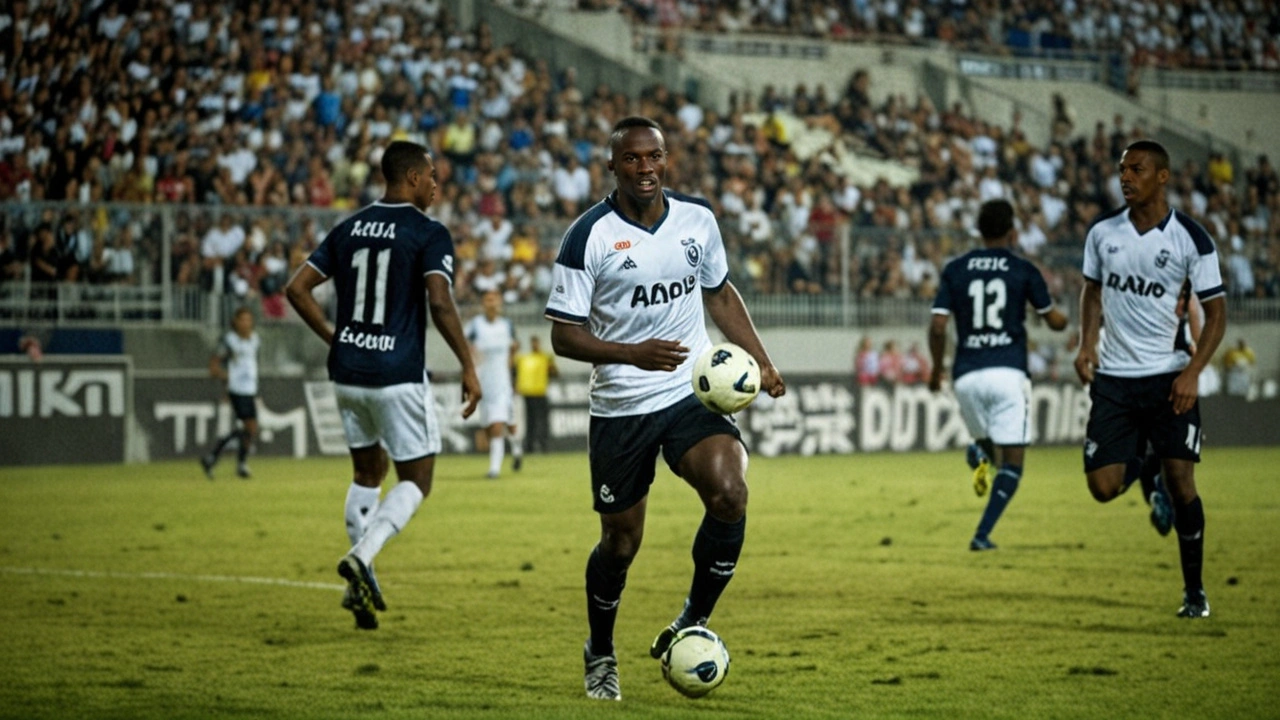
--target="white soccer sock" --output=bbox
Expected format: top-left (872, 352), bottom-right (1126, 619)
top-left (489, 436), bottom-right (505, 475)
top-left (351, 481), bottom-right (424, 566)
top-left (509, 433), bottom-right (523, 458)
top-left (344, 483), bottom-right (382, 546)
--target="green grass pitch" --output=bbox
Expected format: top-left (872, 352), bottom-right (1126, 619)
top-left (1, 446), bottom-right (1277, 719)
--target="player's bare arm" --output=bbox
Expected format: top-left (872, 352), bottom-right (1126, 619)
top-left (702, 282), bottom-right (785, 398)
top-left (427, 273), bottom-right (482, 419)
top-left (285, 263), bottom-right (335, 346)
top-left (1170, 295), bottom-right (1226, 415)
top-left (1074, 279), bottom-right (1103, 384)
top-left (927, 313), bottom-right (948, 392)
top-left (1042, 306), bottom-right (1069, 331)
top-left (550, 321), bottom-right (688, 372)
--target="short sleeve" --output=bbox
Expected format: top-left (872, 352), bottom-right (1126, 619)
top-left (421, 221), bottom-right (456, 283)
top-left (699, 216), bottom-right (729, 291)
top-left (307, 231), bottom-right (336, 278)
top-left (1081, 225), bottom-right (1101, 283)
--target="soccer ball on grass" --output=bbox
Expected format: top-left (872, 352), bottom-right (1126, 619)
top-left (691, 343), bottom-right (760, 415)
top-left (661, 626), bottom-right (731, 698)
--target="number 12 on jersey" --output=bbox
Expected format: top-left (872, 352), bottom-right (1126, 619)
top-left (352, 247), bottom-right (390, 324)
top-left (968, 278), bottom-right (1007, 330)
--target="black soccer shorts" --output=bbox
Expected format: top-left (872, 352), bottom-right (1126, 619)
top-left (1083, 372), bottom-right (1201, 473)
top-left (587, 393), bottom-right (742, 514)
top-left (228, 392), bottom-right (258, 421)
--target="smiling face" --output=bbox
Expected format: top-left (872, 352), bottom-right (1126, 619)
top-left (608, 126), bottom-right (667, 220)
top-left (1118, 148), bottom-right (1168, 208)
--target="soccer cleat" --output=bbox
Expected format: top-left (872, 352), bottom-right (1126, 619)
top-left (972, 460), bottom-right (991, 497)
top-left (1148, 475), bottom-right (1174, 537)
top-left (341, 584), bottom-right (378, 630)
top-left (199, 455), bottom-right (215, 480)
top-left (969, 536), bottom-right (998, 551)
top-left (513, 454), bottom-right (523, 472)
top-left (236, 463), bottom-right (252, 479)
top-left (583, 641), bottom-right (621, 701)
top-left (1177, 589), bottom-right (1210, 619)
top-left (338, 553), bottom-right (386, 612)
top-left (650, 622), bottom-right (681, 660)
top-left (966, 443), bottom-right (990, 497)
top-left (486, 470), bottom-right (499, 480)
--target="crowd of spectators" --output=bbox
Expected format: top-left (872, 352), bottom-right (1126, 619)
top-left (1, 0), bottom-right (1279, 325)
top-left (613, 0), bottom-right (1280, 74)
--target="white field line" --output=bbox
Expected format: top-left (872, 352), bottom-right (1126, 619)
top-left (1, 566), bottom-right (345, 591)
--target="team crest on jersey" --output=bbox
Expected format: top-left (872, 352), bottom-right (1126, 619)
top-left (1155, 249), bottom-right (1171, 269)
top-left (684, 240), bottom-right (701, 267)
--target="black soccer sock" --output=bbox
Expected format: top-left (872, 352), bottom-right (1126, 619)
top-left (978, 439), bottom-right (995, 463)
top-left (1174, 496), bottom-right (1206, 593)
top-left (236, 429), bottom-right (251, 464)
top-left (585, 545), bottom-right (628, 657)
top-left (211, 432), bottom-right (237, 459)
top-left (682, 514), bottom-right (746, 627)
top-left (975, 464), bottom-right (1021, 539)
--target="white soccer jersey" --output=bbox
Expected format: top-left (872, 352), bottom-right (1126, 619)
top-left (466, 314), bottom-right (515, 400)
top-left (545, 191), bottom-right (729, 417)
top-left (1083, 208), bottom-right (1224, 378)
top-left (218, 331), bottom-right (260, 396)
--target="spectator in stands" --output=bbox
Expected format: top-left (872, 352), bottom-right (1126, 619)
top-left (878, 340), bottom-right (903, 385)
top-left (855, 336), bottom-right (879, 386)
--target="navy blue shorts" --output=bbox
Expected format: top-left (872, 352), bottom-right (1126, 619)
top-left (228, 392), bottom-right (258, 421)
top-left (588, 393), bottom-right (742, 514)
top-left (1083, 372), bottom-right (1201, 473)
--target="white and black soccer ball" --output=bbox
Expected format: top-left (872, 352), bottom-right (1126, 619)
top-left (691, 342), bottom-right (760, 415)
top-left (660, 626), bottom-right (731, 698)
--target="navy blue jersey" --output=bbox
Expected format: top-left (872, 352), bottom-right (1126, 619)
top-left (307, 201), bottom-right (455, 387)
top-left (931, 247), bottom-right (1055, 379)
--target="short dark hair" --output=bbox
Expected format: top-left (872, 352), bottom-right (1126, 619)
top-left (977, 199), bottom-right (1015, 240)
top-left (381, 141), bottom-right (430, 184)
top-left (609, 116), bottom-right (663, 153)
top-left (1124, 140), bottom-right (1170, 171)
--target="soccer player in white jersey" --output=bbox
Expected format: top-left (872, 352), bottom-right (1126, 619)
top-left (545, 117), bottom-right (786, 701)
top-left (928, 199), bottom-right (1068, 551)
top-left (200, 307), bottom-right (261, 480)
top-left (466, 289), bottom-right (523, 478)
top-left (286, 141), bottom-right (481, 630)
top-left (1075, 140), bottom-right (1226, 619)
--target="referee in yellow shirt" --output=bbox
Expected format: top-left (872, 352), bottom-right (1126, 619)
top-left (515, 335), bottom-right (558, 453)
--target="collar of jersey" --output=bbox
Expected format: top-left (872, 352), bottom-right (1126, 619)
top-left (606, 191), bottom-right (670, 234)
top-left (1126, 207), bottom-right (1173, 235)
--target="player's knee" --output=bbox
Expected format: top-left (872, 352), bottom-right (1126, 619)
top-left (704, 480), bottom-right (748, 521)
top-left (1086, 475), bottom-right (1120, 503)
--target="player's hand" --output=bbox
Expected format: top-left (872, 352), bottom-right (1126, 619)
top-left (628, 339), bottom-right (688, 372)
top-left (760, 363), bottom-right (786, 398)
top-left (1073, 348), bottom-right (1098, 385)
top-left (927, 369), bottom-right (944, 393)
top-left (1169, 368), bottom-right (1199, 415)
top-left (459, 367), bottom-right (482, 419)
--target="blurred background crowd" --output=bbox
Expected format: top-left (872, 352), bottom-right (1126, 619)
top-left (0, 0), bottom-right (1277, 328)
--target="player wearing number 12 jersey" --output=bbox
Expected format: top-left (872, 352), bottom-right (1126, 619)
top-left (286, 140), bottom-right (481, 630)
top-left (928, 199), bottom-right (1068, 551)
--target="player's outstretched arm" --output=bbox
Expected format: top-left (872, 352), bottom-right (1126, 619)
top-left (285, 263), bottom-right (334, 346)
top-left (549, 321), bottom-right (688, 372)
top-left (1074, 279), bottom-right (1103, 385)
top-left (926, 313), bottom-right (948, 392)
top-left (703, 282), bottom-right (785, 398)
top-left (426, 273), bottom-right (481, 419)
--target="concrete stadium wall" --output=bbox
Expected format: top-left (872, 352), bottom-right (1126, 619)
top-left (118, 322), bottom-right (1280, 381)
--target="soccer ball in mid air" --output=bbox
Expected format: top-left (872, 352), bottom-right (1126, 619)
top-left (692, 343), bottom-right (760, 415)
top-left (661, 626), bottom-right (731, 698)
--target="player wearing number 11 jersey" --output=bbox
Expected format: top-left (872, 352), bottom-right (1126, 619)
top-left (928, 199), bottom-right (1068, 551)
top-left (286, 140), bottom-right (481, 630)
